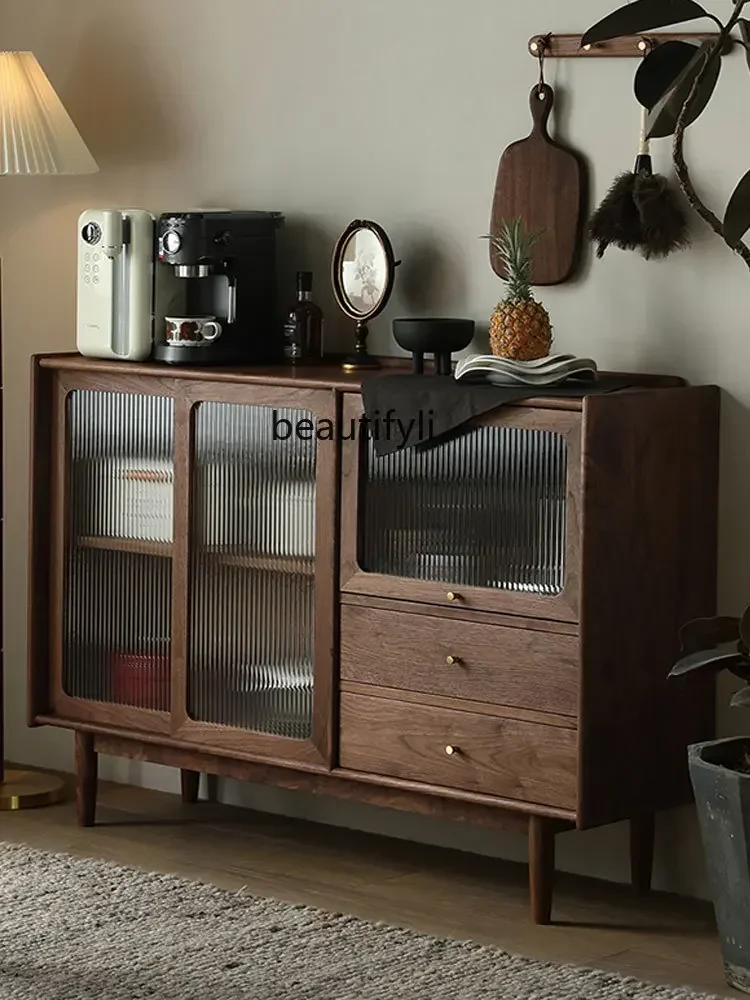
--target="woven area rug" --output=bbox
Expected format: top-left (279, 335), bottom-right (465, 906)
top-left (0, 841), bottom-right (720, 999)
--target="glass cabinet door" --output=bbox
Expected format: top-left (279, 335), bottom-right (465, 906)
top-left (59, 389), bottom-right (174, 730)
top-left (341, 397), bottom-right (581, 622)
top-left (187, 402), bottom-right (316, 740)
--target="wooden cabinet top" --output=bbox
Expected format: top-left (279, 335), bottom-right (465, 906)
top-left (35, 353), bottom-right (700, 410)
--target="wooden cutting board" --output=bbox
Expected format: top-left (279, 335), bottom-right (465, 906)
top-left (490, 84), bottom-right (587, 286)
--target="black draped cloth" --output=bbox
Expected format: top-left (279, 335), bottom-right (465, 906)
top-left (360, 374), bottom-right (632, 456)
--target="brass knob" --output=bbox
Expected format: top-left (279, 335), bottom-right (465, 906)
top-left (446, 655), bottom-right (462, 666)
top-left (445, 745), bottom-right (459, 757)
top-left (447, 592), bottom-right (461, 603)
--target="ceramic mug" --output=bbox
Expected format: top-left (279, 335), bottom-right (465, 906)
top-left (165, 315), bottom-right (222, 347)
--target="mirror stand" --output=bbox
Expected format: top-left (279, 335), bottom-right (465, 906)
top-left (342, 320), bottom-right (381, 372)
top-left (332, 219), bottom-right (398, 375)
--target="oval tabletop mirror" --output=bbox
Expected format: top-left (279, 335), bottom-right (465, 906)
top-left (332, 219), bottom-right (398, 372)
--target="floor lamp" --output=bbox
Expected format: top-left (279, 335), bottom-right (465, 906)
top-left (0, 51), bottom-right (98, 810)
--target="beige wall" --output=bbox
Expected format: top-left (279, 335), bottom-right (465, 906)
top-left (4, 0), bottom-right (749, 899)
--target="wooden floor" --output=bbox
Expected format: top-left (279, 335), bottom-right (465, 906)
top-left (0, 773), bottom-right (733, 997)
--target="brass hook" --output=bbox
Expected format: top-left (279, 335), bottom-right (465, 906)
top-left (532, 33), bottom-right (552, 94)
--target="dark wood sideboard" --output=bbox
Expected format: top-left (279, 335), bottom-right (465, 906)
top-left (28, 354), bottom-right (721, 923)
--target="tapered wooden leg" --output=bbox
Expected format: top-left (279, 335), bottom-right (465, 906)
top-left (206, 774), bottom-right (220, 803)
top-left (630, 813), bottom-right (656, 895)
top-left (529, 815), bottom-right (555, 925)
top-left (180, 769), bottom-right (201, 804)
top-left (75, 732), bottom-right (98, 828)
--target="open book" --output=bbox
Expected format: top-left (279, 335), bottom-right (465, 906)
top-left (454, 353), bottom-right (598, 387)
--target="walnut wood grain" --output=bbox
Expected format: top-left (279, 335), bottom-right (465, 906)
top-left (90, 732), bottom-right (576, 830)
top-left (340, 593), bottom-right (580, 636)
top-left (26, 358), bottom-right (721, 927)
top-left (170, 395), bottom-right (192, 739)
top-left (54, 693), bottom-right (172, 735)
top-left (340, 605), bottom-right (579, 717)
top-left (75, 731), bottom-right (98, 827)
top-left (180, 769), bottom-right (200, 804)
top-left (529, 815), bottom-right (556, 925)
top-left (27, 358), bottom-right (54, 724)
top-left (340, 394), bottom-right (582, 623)
top-left (340, 682), bottom-right (576, 730)
top-left (578, 386), bottom-right (720, 829)
top-left (38, 354), bottom-right (687, 403)
top-left (339, 692), bottom-right (577, 810)
top-left (77, 536), bottom-right (173, 558)
top-left (169, 380), bottom-right (338, 768)
top-left (490, 85), bottom-right (587, 286)
top-left (48, 378), bottom-right (69, 730)
top-left (528, 32), bottom-right (727, 59)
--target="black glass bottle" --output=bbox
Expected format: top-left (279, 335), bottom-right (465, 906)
top-left (283, 272), bottom-right (323, 364)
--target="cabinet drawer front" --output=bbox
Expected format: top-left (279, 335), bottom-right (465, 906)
top-left (340, 606), bottom-right (579, 717)
top-left (339, 693), bottom-right (578, 810)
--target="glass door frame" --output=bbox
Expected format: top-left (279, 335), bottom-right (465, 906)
top-left (340, 393), bottom-right (582, 624)
top-left (49, 371), bottom-right (176, 736)
top-left (170, 380), bottom-right (337, 768)
top-left (48, 372), bottom-right (337, 770)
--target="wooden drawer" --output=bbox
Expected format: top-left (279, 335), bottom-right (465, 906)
top-left (339, 692), bottom-right (578, 810)
top-left (340, 605), bottom-right (579, 717)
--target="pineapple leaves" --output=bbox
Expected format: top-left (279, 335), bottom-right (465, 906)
top-left (483, 219), bottom-right (542, 303)
top-left (645, 41), bottom-right (721, 139)
top-left (724, 169), bottom-right (750, 249)
top-left (582, 0), bottom-right (710, 48)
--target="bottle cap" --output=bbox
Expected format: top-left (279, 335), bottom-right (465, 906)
top-left (297, 271), bottom-right (313, 293)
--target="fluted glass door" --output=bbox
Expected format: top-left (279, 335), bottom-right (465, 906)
top-left (63, 390), bottom-right (174, 713)
top-left (188, 403), bottom-right (316, 739)
top-left (359, 424), bottom-right (568, 596)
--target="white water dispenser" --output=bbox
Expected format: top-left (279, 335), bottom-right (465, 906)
top-left (76, 209), bottom-right (154, 361)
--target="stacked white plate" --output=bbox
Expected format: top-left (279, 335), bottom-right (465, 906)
top-left (454, 353), bottom-right (598, 387)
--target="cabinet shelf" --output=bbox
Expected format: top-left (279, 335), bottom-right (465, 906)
top-left (76, 536), bottom-right (314, 576)
top-left (77, 535), bottom-right (172, 558)
top-left (206, 552), bottom-right (315, 576)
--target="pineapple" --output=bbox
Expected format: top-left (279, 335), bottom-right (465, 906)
top-left (488, 219), bottom-right (553, 361)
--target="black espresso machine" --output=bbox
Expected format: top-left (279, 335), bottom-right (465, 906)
top-left (153, 211), bottom-right (284, 365)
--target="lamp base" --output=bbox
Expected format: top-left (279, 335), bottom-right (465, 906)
top-left (0, 769), bottom-right (65, 810)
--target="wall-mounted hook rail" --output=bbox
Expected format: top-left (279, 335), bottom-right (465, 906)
top-left (528, 32), bottom-right (732, 59)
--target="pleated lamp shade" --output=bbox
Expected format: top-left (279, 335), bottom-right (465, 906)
top-left (0, 51), bottom-right (98, 175)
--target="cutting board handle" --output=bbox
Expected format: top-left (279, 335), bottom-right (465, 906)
top-left (529, 84), bottom-right (554, 137)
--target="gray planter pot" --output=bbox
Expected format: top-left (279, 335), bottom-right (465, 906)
top-left (690, 738), bottom-right (750, 994)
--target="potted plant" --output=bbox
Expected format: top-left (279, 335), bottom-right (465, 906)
top-left (583, 0), bottom-right (750, 261)
top-left (670, 613), bottom-right (750, 993)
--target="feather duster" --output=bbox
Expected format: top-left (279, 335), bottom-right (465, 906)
top-left (590, 107), bottom-right (690, 261)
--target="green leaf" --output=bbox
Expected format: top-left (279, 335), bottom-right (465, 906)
top-left (635, 41), bottom-right (700, 110)
top-left (582, 0), bottom-right (709, 47)
top-left (739, 19), bottom-right (750, 74)
top-left (645, 41), bottom-right (721, 139)
top-left (678, 616), bottom-right (740, 655)
top-left (670, 640), bottom-right (747, 678)
top-left (724, 170), bottom-right (750, 248)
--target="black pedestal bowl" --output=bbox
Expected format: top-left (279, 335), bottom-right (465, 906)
top-left (393, 318), bottom-right (475, 375)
